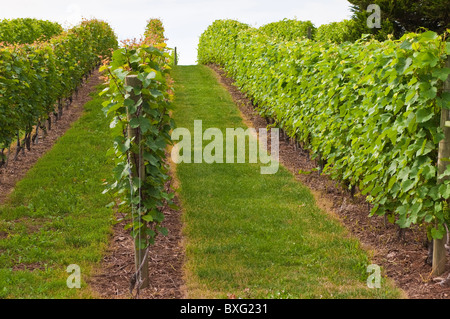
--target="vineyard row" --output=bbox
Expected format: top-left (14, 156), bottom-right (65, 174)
top-left (0, 18), bottom-right (63, 45)
top-left (0, 19), bottom-right (118, 165)
top-left (198, 19), bottom-right (450, 238)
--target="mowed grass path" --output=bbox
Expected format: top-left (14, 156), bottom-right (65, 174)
top-left (0, 86), bottom-right (114, 298)
top-left (172, 65), bottom-right (403, 299)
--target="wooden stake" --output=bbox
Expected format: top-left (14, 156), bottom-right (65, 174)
top-left (433, 56), bottom-right (450, 276)
top-left (0, 148), bottom-right (5, 168)
top-left (125, 75), bottom-right (149, 289)
top-left (174, 47), bottom-right (178, 66)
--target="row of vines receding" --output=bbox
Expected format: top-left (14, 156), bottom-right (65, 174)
top-left (198, 19), bottom-right (450, 240)
top-left (0, 18), bottom-right (63, 45)
top-left (0, 19), bottom-right (118, 167)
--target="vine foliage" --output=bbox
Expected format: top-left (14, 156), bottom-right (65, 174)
top-left (0, 19), bottom-right (117, 165)
top-left (101, 19), bottom-right (175, 260)
top-left (0, 18), bottom-right (63, 45)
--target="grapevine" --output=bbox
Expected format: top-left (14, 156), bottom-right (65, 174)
top-left (101, 18), bottom-right (176, 293)
top-left (0, 19), bottom-right (118, 165)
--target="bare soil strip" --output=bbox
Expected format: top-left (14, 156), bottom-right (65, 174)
top-left (0, 70), bottom-right (103, 204)
top-left (88, 194), bottom-right (186, 299)
top-left (207, 64), bottom-right (450, 299)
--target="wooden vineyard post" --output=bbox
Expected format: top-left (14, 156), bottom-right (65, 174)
top-left (174, 47), bottom-right (178, 66)
top-left (307, 27), bottom-right (312, 40)
top-left (433, 56), bottom-right (450, 277)
top-left (125, 75), bottom-right (149, 289)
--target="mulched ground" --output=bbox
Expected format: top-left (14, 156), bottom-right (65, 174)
top-left (0, 69), bottom-right (103, 204)
top-left (207, 63), bottom-right (450, 299)
top-left (88, 192), bottom-right (186, 299)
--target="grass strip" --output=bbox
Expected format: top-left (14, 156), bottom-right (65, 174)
top-left (172, 65), bottom-right (403, 299)
top-left (0, 85), bottom-right (114, 298)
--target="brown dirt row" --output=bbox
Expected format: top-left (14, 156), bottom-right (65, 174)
top-left (207, 63), bottom-right (450, 299)
top-left (87, 194), bottom-right (186, 299)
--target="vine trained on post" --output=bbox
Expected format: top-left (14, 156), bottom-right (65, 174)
top-left (101, 19), bottom-right (176, 293)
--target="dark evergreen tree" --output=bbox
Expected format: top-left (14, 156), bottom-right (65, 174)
top-left (348, 0), bottom-right (449, 39)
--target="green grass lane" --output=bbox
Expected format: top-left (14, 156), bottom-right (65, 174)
top-left (0, 86), bottom-right (115, 298)
top-left (172, 65), bottom-right (403, 299)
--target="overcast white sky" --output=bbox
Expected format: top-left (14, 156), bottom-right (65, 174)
top-left (1, 0), bottom-right (353, 65)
